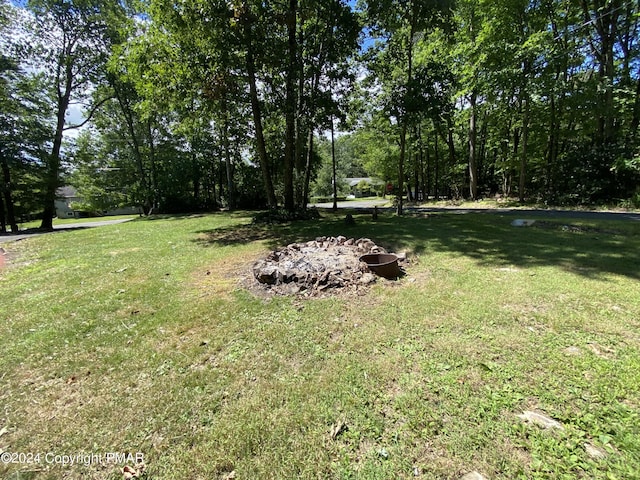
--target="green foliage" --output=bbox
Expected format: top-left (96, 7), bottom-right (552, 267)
top-left (5, 0), bottom-right (640, 216)
top-left (67, 130), bottom-right (130, 213)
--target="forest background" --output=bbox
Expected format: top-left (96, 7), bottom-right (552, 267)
top-left (1, 0), bottom-right (640, 232)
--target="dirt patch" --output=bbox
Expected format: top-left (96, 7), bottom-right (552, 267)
top-left (0, 245), bottom-right (21, 272)
top-left (190, 246), bottom-right (269, 301)
top-left (249, 236), bottom-right (402, 297)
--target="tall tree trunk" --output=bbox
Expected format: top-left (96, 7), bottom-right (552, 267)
top-left (0, 191), bottom-right (5, 234)
top-left (244, 16), bottom-right (277, 208)
top-left (581, 0), bottom-right (620, 145)
top-left (221, 105), bottom-right (235, 209)
top-left (112, 83), bottom-right (154, 214)
top-left (302, 38), bottom-right (328, 209)
top-left (303, 128), bottom-right (315, 208)
top-left (445, 116), bottom-right (456, 180)
top-left (397, 15), bottom-right (415, 216)
top-left (294, 9), bottom-right (306, 209)
top-left (468, 90), bottom-right (478, 200)
top-left (1, 150), bottom-right (18, 233)
top-left (40, 73), bottom-right (72, 231)
top-left (331, 117), bottom-right (338, 212)
top-left (283, 0), bottom-right (298, 212)
top-left (631, 70), bottom-right (640, 139)
top-left (434, 129), bottom-right (440, 200)
top-left (147, 119), bottom-right (159, 213)
top-left (192, 151), bottom-right (201, 206)
top-left (398, 122), bottom-right (407, 215)
top-left (546, 93), bottom-right (558, 199)
top-left (413, 148), bottom-right (419, 201)
top-left (519, 94), bottom-right (530, 203)
top-left (425, 130), bottom-right (432, 199)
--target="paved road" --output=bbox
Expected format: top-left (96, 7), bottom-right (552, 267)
top-left (0, 218), bottom-right (134, 244)
top-left (311, 199), bottom-right (640, 222)
top-left (311, 199), bottom-right (391, 209)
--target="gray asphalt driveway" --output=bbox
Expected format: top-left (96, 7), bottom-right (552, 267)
top-left (310, 199), bottom-right (640, 222)
top-left (0, 218), bottom-right (134, 244)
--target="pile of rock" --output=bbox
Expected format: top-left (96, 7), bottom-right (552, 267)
top-left (252, 236), bottom-right (388, 296)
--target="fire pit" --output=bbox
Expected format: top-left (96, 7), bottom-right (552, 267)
top-left (251, 236), bottom-right (401, 296)
top-left (359, 253), bottom-right (400, 279)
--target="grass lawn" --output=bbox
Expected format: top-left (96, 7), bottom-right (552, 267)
top-left (1, 210), bottom-right (639, 479)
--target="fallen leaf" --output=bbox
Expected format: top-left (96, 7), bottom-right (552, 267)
top-left (122, 465), bottom-right (138, 479)
top-left (330, 420), bottom-right (347, 440)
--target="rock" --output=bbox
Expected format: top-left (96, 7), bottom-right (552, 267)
top-left (511, 219), bottom-right (536, 227)
top-left (584, 442), bottom-right (607, 459)
top-left (376, 448), bottom-right (389, 459)
top-left (359, 273), bottom-right (377, 285)
top-left (253, 264), bottom-right (279, 285)
top-left (563, 346), bottom-right (582, 356)
top-left (460, 472), bottom-right (488, 480)
top-left (517, 411), bottom-right (564, 430)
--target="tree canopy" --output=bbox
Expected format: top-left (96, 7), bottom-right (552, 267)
top-left (1, 0), bottom-right (639, 228)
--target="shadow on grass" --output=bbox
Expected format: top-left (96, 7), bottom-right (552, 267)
top-left (193, 209), bottom-right (640, 280)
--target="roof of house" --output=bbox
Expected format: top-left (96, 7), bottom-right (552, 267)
top-left (345, 177), bottom-right (384, 187)
top-left (56, 186), bottom-right (79, 198)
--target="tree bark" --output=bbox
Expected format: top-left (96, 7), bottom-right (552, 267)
top-left (468, 90), bottom-right (478, 200)
top-left (221, 102), bottom-right (235, 209)
top-left (397, 13), bottom-right (415, 215)
top-left (112, 82), bottom-right (154, 214)
top-left (631, 70), bottom-right (640, 139)
top-left (434, 126), bottom-right (440, 200)
top-left (331, 117), bottom-right (338, 212)
top-left (1, 149), bottom-right (18, 233)
top-left (518, 94), bottom-right (530, 203)
top-left (0, 190), bottom-right (5, 234)
top-left (283, 0), bottom-right (298, 212)
top-left (146, 119), bottom-right (159, 213)
top-left (244, 14), bottom-right (277, 208)
top-left (40, 74), bottom-right (72, 231)
top-left (581, 0), bottom-right (621, 145)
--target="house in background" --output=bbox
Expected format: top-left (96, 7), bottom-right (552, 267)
top-left (344, 177), bottom-right (384, 198)
top-left (55, 186), bottom-right (82, 218)
top-left (55, 186), bottom-right (141, 218)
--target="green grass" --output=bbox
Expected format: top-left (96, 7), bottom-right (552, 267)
top-left (1, 210), bottom-right (639, 479)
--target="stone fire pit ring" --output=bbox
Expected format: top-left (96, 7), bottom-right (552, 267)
top-left (251, 236), bottom-right (403, 296)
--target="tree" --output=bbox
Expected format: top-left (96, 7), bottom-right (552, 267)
top-left (1, 3), bottom-right (52, 232)
top-left (28, 0), bottom-right (124, 230)
top-left (364, 0), bottom-right (452, 213)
